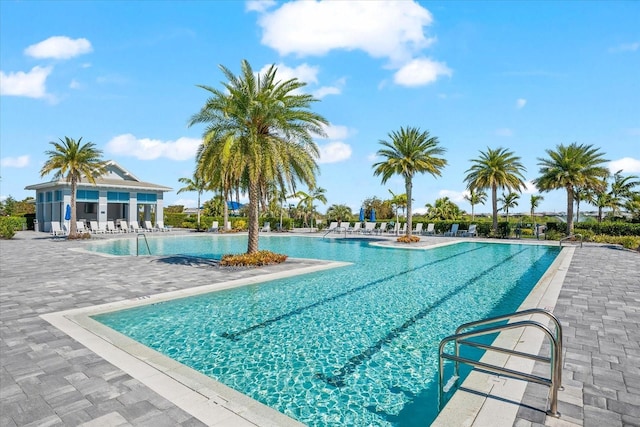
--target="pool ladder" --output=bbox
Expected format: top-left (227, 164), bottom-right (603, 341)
top-left (322, 226), bottom-right (348, 239)
top-left (438, 308), bottom-right (563, 417)
top-left (560, 233), bottom-right (583, 247)
top-left (136, 233), bottom-right (151, 256)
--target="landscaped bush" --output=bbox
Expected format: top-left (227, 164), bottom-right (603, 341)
top-left (397, 235), bottom-right (420, 243)
top-left (574, 221), bottom-right (640, 236)
top-left (589, 235), bottom-right (640, 250)
top-left (220, 250), bottom-right (287, 267)
top-left (164, 213), bottom-right (188, 228)
top-left (0, 216), bottom-right (25, 239)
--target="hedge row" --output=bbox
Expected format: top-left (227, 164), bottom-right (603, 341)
top-left (0, 216), bottom-right (26, 239)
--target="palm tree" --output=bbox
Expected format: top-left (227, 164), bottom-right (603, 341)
top-left (387, 189), bottom-right (407, 225)
top-left (293, 187), bottom-right (327, 229)
top-left (325, 204), bottom-right (353, 225)
top-left (530, 194), bottom-right (544, 223)
top-left (533, 143), bottom-right (608, 234)
top-left (498, 191), bottom-right (520, 222)
top-left (177, 173), bottom-right (207, 230)
top-left (189, 60), bottom-right (328, 253)
top-left (425, 197), bottom-right (462, 221)
top-left (40, 137), bottom-right (107, 239)
top-left (464, 147), bottom-right (526, 234)
top-left (595, 192), bottom-right (612, 223)
top-left (609, 170), bottom-right (640, 218)
top-left (373, 127), bottom-right (447, 237)
top-left (464, 189), bottom-right (487, 221)
top-left (573, 186), bottom-right (595, 224)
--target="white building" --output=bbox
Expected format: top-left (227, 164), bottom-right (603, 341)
top-left (25, 161), bottom-right (172, 232)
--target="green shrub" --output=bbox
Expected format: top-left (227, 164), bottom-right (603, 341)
top-left (0, 216), bottom-right (25, 239)
top-left (574, 221), bottom-right (640, 236)
top-left (590, 235), bottom-right (640, 250)
top-left (220, 250), bottom-right (287, 267)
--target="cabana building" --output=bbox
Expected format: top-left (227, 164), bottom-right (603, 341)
top-left (25, 161), bottom-right (172, 232)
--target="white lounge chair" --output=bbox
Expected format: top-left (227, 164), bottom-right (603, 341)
top-left (129, 220), bottom-right (142, 233)
top-left (144, 220), bottom-right (158, 232)
top-left (397, 223), bottom-right (407, 235)
top-left (119, 220), bottom-right (130, 233)
top-left (339, 221), bottom-right (350, 232)
top-left (156, 221), bottom-right (170, 232)
top-left (106, 221), bottom-right (121, 233)
top-left (375, 222), bottom-right (387, 235)
top-left (327, 221), bottom-right (338, 232)
top-left (444, 223), bottom-right (459, 237)
top-left (462, 224), bottom-right (477, 237)
top-left (362, 222), bottom-right (376, 234)
top-left (208, 221), bottom-right (219, 232)
top-left (348, 222), bottom-right (362, 234)
top-left (261, 221), bottom-right (271, 232)
top-left (89, 220), bottom-right (104, 234)
top-left (50, 222), bottom-right (66, 236)
top-left (413, 223), bottom-right (423, 234)
top-left (76, 221), bottom-right (87, 233)
top-left (423, 223), bottom-right (435, 235)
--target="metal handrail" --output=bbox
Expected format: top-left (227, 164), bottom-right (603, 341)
top-left (438, 310), bottom-right (563, 418)
top-left (136, 233), bottom-right (151, 256)
top-left (322, 226), bottom-right (348, 239)
top-left (560, 233), bottom-right (583, 247)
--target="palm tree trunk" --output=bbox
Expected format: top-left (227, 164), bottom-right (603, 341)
top-left (566, 186), bottom-right (574, 235)
top-left (492, 185), bottom-right (498, 233)
top-left (471, 204), bottom-right (475, 221)
top-left (196, 191), bottom-right (201, 231)
top-left (405, 179), bottom-right (413, 236)
top-left (247, 181), bottom-right (260, 254)
top-left (69, 178), bottom-right (78, 238)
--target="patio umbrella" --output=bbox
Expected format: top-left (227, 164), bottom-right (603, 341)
top-left (370, 209), bottom-right (376, 222)
top-left (359, 207), bottom-right (365, 222)
top-left (64, 204), bottom-right (71, 232)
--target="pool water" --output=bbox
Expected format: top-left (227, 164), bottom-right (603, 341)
top-left (92, 236), bottom-right (560, 426)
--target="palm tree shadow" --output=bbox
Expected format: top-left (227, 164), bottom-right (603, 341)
top-left (153, 255), bottom-right (220, 268)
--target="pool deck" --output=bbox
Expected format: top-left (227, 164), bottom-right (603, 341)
top-left (1, 230), bottom-right (638, 426)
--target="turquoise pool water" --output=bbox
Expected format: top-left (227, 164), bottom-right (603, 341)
top-left (91, 236), bottom-right (560, 426)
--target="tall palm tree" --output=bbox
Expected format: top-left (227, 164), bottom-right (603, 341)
top-left (425, 196), bottom-right (462, 221)
top-left (293, 187), bottom-right (327, 228)
top-left (533, 143), bottom-right (608, 234)
top-left (373, 127), bottom-right (447, 237)
top-left (189, 60), bottom-right (328, 253)
top-left (464, 147), bottom-right (526, 233)
top-left (573, 186), bottom-right (595, 224)
top-left (498, 191), bottom-right (520, 222)
top-left (325, 204), bottom-right (353, 224)
top-left (387, 189), bottom-right (407, 224)
top-left (530, 194), bottom-right (544, 223)
top-left (177, 172), bottom-right (207, 230)
top-left (609, 170), bottom-right (640, 218)
top-left (40, 137), bottom-right (107, 239)
top-left (464, 189), bottom-right (487, 221)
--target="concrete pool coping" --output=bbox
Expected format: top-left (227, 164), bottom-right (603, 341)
top-left (38, 235), bottom-right (571, 427)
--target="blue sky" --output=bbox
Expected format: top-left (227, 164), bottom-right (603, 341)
top-left (1, 0), bottom-right (639, 215)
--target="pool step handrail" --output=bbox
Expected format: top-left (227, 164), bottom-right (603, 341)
top-left (438, 308), bottom-right (563, 418)
top-left (559, 233), bottom-right (583, 247)
top-left (136, 233), bottom-right (151, 256)
top-left (322, 226), bottom-right (348, 239)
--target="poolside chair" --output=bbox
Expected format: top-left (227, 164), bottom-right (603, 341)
top-left (375, 222), bottom-right (387, 235)
top-left (413, 223), bottom-right (423, 234)
top-left (444, 223), bottom-right (459, 237)
top-left (118, 220), bottom-right (130, 233)
top-left (156, 221), bottom-right (170, 232)
top-left (89, 220), bottom-right (104, 234)
top-left (339, 221), bottom-right (350, 232)
top-left (423, 223), bottom-right (435, 236)
top-left (106, 220), bottom-right (121, 233)
top-left (76, 221), bottom-right (87, 234)
top-left (261, 221), bottom-right (271, 232)
top-left (327, 221), bottom-right (338, 232)
top-left (50, 222), bottom-right (66, 236)
top-left (398, 223), bottom-right (407, 235)
top-left (348, 222), bottom-right (362, 234)
top-left (362, 222), bottom-right (376, 234)
top-left (208, 221), bottom-right (219, 232)
top-left (462, 224), bottom-right (478, 237)
top-left (129, 220), bottom-right (142, 233)
top-left (144, 220), bottom-right (158, 232)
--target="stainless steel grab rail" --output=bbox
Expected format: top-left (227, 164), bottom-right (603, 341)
top-left (136, 233), bottom-right (151, 256)
top-left (560, 233), bottom-right (583, 247)
top-left (438, 309), bottom-right (563, 418)
top-left (322, 226), bottom-right (348, 239)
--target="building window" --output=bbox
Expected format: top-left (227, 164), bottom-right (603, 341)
top-left (46, 192), bottom-right (53, 202)
top-left (137, 193), bottom-right (157, 203)
top-left (77, 190), bottom-right (99, 201)
top-left (107, 191), bottom-right (130, 202)
top-left (54, 190), bottom-right (63, 201)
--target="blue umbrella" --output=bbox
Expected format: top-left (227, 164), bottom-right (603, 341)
top-left (64, 204), bottom-right (71, 220)
top-left (370, 209), bottom-right (376, 222)
top-left (359, 207), bottom-right (365, 222)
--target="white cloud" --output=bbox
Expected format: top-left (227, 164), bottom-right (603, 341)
top-left (320, 123), bottom-right (350, 140)
top-left (69, 79), bottom-right (82, 89)
top-left (0, 66), bottom-right (52, 98)
top-left (1, 155), bottom-right (30, 168)
top-left (609, 41), bottom-right (639, 53)
top-left (495, 128), bottom-right (513, 137)
top-left (24, 36), bottom-right (92, 59)
top-left (261, 62), bottom-right (319, 85)
top-left (516, 98), bottom-right (527, 109)
top-left (522, 181), bottom-right (539, 194)
top-left (171, 198), bottom-right (197, 208)
top-left (313, 85), bottom-right (341, 98)
top-left (318, 141), bottom-right (352, 164)
top-left (105, 134), bottom-right (201, 161)
top-left (609, 157), bottom-right (640, 173)
top-left (257, 1), bottom-right (435, 65)
top-left (393, 57), bottom-right (451, 86)
top-left (245, 0), bottom-right (276, 13)
top-left (437, 189), bottom-right (466, 203)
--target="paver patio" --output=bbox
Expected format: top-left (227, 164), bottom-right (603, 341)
top-left (1, 231), bottom-right (638, 426)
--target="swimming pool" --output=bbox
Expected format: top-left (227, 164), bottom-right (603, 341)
top-left (91, 236), bottom-right (560, 426)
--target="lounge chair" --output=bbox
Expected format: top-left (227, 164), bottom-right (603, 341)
top-left (397, 223), bottom-right (407, 235)
top-left (76, 221), bottom-right (87, 233)
top-left (261, 222), bottom-right (271, 232)
top-left (375, 222), bottom-right (387, 235)
top-left (50, 222), bottom-right (66, 236)
top-left (327, 221), bottom-right (338, 232)
top-left (348, 222), bottom-right (362, 234)
top-left (339, 221), bottom-right (350, 232)
top-left (129, 220), bottom-right (142, 233)
top-left (144, 220), bottom-right (158, 232)
top-left (156, 221), bottom-right (170, 232)
top-left (119, 220), bottom-right (130, 233)
top-left (413, 223), bottom-right (423, 234)
top-left (362, 222), bottom-right (376, 234)
top-left (89, 220), bottom-right (104, 234)
top-left (423, 223), bottom-right (435, 235)
top-left (208, 221), bottom-right (219, 232)
top-left (106, 221), bottom-right (121, 233)
top-left (444, 223), bottom-right (459, 237)
top-left (98, 222), bottom-right (109, 234)
top-left (462, 224), bottom-right (477, 237)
